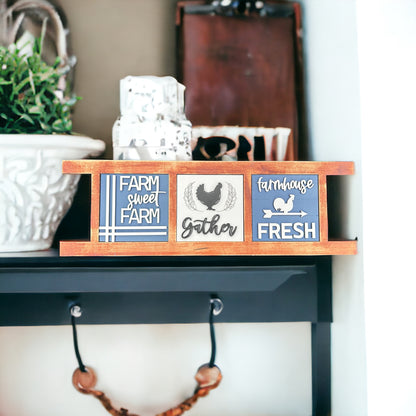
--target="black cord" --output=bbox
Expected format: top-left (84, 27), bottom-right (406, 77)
top-left (71, 314), bottom-right (87, 372)
top-left (71, 301), bottom-right (218, 372)
top-left (208, 301), bottom-right (217, 368)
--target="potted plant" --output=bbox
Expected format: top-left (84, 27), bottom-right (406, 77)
top-left (0, 0), bottom-right (105, 252)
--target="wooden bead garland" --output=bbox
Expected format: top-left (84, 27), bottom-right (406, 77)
top-left (72, 364), bottom-right (222, 416)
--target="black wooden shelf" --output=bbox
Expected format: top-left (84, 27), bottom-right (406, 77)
top-left (0, 251), bottom-right (332, 415)
top-left (0, 251), bottom-right (331, 326)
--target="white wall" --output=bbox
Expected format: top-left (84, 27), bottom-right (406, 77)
top-left (298, 1), bottom-right (367, 415)
top-left (0, 323), bottom-right (311, 416)
top-left (357, 1), bottom-right (416, 415)
top-left (303, 1), bottom-right (416, 415)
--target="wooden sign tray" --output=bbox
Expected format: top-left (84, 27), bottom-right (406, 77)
top-left (59, 161), bottom-right (356, 257)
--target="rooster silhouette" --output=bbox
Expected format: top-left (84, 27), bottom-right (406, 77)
top-left (196, 183), bottom-right (223, 210)
top-left (273, 194), bottom-right (295, 214)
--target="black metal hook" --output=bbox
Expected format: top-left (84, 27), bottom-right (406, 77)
top-left (208, 297), bottom-right (223, 367)
top-left (70, 304), bottom-right (87, 373)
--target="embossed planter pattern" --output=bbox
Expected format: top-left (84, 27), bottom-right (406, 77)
top-left (0, 135), bottom-right (105, 252)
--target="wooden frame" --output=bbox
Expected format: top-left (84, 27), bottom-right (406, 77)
top-left (176, 0), bottom-right (307, 159)
top-left (60, 161), bottom-right (357, 257)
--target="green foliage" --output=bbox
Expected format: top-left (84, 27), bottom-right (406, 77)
top-left (0, 38), bottom-right (78, 134)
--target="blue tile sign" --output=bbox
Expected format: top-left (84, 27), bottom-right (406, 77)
top-left (99, 174), bottom-right (169, 242)
top-left (252, 175), bottom-right (320, 242)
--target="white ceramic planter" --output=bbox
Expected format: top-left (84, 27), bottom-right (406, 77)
top-left (0, 134), bottom-right (105, 252)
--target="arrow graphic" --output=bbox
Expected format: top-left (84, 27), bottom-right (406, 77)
top-left (263, 209), bottom-right (307, 219)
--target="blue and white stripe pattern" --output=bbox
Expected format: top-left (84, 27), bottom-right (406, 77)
top-left (99, 174), bottom-right (169, 242)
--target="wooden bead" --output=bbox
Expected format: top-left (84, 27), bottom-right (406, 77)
top-left (72, 367), bottom-right (97, 393)
top-left (194, 365), bottom-right (222, 388)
